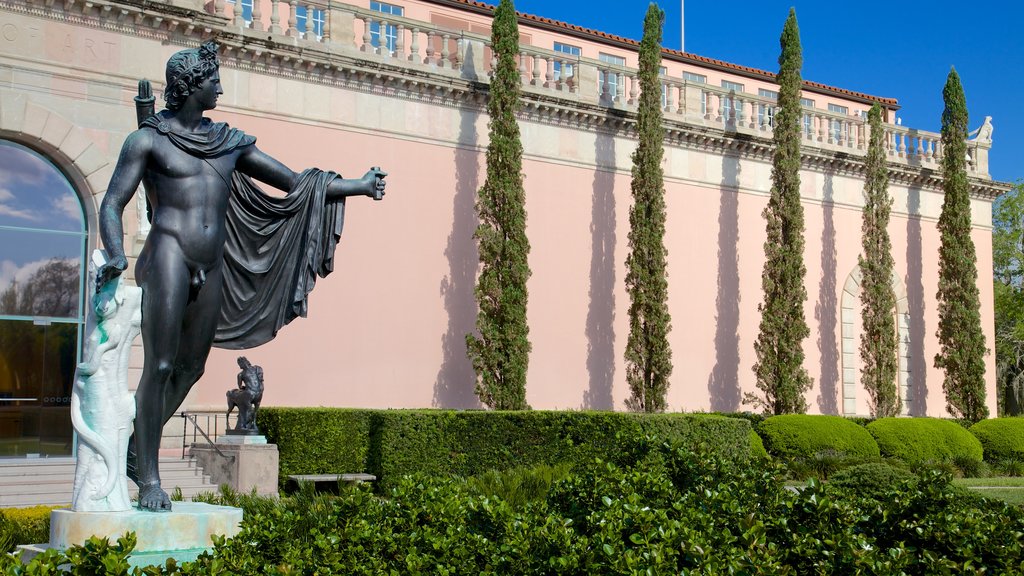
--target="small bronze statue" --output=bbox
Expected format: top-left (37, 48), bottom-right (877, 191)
top-left (227, 356), bottom-right (263, 434)
top-left (97, 40), bottom-right (386, 510)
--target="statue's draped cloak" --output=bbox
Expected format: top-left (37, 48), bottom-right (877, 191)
top-left (141, 112), bottom-right (345, 350)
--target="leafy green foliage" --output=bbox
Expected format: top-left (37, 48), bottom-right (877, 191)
top-left (749, 428), bottom-right (769, 460)
top-left (867, 417), bottom-right (984, 468)
top-left (935, 67), bottom-right (989, 423)
top-left (467, 463), bottom-right (571, 508)
top-left (759, 414), bottom-right (881, 461)
top-left (970, 417), bottom-right (1024, 462)
top-left (259, 408), bottom-right (752, 491)
top-left (750, 9), bottom-right (813, 415)
top-left (8, 450), bottom-right (1024, 574)
top-left (827, 462), bottom-right (916, 502)
top-left (0, 506), bottom-right (53, 554)
top-left (992, 182), bottom-right (1024, 416)
top-left (623, 4), bottom-right (673, 413)
top-left (858, 102), bottom-right (900, 417)
top-left (466, 0), bottom-right (531, 410)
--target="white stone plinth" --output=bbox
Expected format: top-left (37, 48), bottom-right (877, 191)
top-left (49, 502), bottom-right (242, 554)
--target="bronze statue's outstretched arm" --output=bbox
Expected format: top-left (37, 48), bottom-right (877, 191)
top-left (97, 129), bottom-right (154, 291)
top-left (237, 145), bottom-right (386, 200)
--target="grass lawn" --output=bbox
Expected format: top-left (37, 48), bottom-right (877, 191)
top-left (956, 477), bottom-right (1024, 506)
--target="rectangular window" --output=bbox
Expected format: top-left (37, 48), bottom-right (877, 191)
top-left (370, 1), bottom-right (404, 54)
top-left (599, 53), bottom-right (626, 100)
top-left (720, 80), bottom-right (743, 121)
top-left (553, 42), bottom-right (581, 81)
top-left (828, 103), bottom-right (850, 142)
top-left (758, 88), bottom-right (778, 100)
top-left (295, 6), bottom-right (325, 39)
top-left (226, 0), bottom-right (253, 25)
top-left (801, 98), bottom-right (815, 137)
top-left (757, 89), bottom-right (778, 127)
top-left (683, 71), bottom-right (707, 83)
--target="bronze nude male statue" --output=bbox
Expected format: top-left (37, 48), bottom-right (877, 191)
top-left (97, 41), bottom-right (386, 511)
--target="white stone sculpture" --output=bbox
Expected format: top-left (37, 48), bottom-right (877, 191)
top-left (70, 251), bottom-right (141, 512)
top-left (970, 116), bottom-right (993, 143)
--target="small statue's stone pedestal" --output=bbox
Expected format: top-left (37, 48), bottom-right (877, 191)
top-left (20, 503), bottom-right (242, 567)
top-left (191, 437), bottom-right (279, 497)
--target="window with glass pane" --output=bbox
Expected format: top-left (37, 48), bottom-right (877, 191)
top-left (370, 1), bottom-right (404, 54)
top-left (721, 80), bottom-right (744, 121)
top-left (0, 140), bottom-right (85, 457)
top-left (828, 103), bottom-right (850, 142)
top-left (553, 42), bottom-right (580, 81)
top-left (758, 89), bottom-right (778, 128)
top-left (295, 5), bottom-right (325, 39)
top-left (801, 98), bottom-right (816, 137)
top-left (226, 0), bottom-right (254, 24)
top-left (683, 71), bottom-right (706, 83)
top-left (598, 53), bottom-right (625, 100)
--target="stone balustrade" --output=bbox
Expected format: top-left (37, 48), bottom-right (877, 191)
top-left (204, 0), bottom-right (992, 176)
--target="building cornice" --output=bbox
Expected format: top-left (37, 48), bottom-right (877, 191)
top-left (0, 0), bottom-right (1004, 202)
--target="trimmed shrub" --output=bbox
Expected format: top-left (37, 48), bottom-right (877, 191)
top-left (0, 505), bottom-right (54, 553)
top-left (828, 462), bottom-right (916, 501)
top-left (259, 409), bottom-right (752, 490)
top-left (749, 429), bottom-right (769, 460)
top-left (758, 415), bottom-right (880, 460)
top-left (867, 417), bottom-right (983, 467)
top-left (969, 418), bottom-right (1024, 462)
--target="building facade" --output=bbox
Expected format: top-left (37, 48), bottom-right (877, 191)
top-left (0, 0), bottom-right (1007, 456)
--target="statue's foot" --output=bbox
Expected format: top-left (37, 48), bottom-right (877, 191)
top-left (137, 482), bottom-right (172, 512)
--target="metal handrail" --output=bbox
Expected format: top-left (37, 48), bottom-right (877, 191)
top-left (180, 411), bottom-right (234, 461)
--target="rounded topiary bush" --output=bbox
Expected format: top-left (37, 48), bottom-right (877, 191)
top-left (758, 415), bottom-right (880, 460)
top-left (828, 462), bottom-right (916, 501)
top-left (969, 418), bottom-right (1024, 462)
top-left (866, 417), bottom-right (983, 466)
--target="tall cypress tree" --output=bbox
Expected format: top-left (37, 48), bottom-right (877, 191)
top-left (748, 8), bottom-right (812, 415)
top-left (466, 0), bottom-right (531, 410)
top-left (935, 67), bottom-right (988, 423)
top-left (624, 3), bottom-right (672, 412)
top-left (859, 102), bottom-right (900, 417)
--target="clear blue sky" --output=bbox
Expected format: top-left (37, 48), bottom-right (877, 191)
top-left (513, 0), bottom-right (1023, 185)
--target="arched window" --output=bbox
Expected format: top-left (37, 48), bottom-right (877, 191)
top-left (840, 265), bottom-right (911, 416)
top-left (0, 139), bottom-right (87, 457)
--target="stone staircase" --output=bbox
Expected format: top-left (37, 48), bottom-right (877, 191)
top-left (0, 457), bottom-right (219, 508)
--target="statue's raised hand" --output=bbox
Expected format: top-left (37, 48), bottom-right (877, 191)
top-left (95, 255), bottom-right (128, 293)
top-left (364, 167), bottom-right (387, 201)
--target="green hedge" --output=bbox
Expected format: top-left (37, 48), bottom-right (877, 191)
top-left (758, 415), bottom-right (880, 460)
top-left (867, 417), bottom-right (983, 465)
top-left (0, 506), bottom-right (54, 553)
top-left (970, 418), bottom-right (1024, 462)
top-left (258, 409), bottom-right (751, 490)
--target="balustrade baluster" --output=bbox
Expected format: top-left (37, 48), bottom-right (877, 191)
top-left (424, 30), bottom-right (435, 65)
top-left (664, 81), bottom-right (674, 112)
top-left (268, 0), bottom-right (281, 34)
top-left (232, 0), bottom-right (244, 27)
top-left (360, 14), bottom-right (372, 49)
top-left (304, 4), bottom-right (313, 40)
top-left (214, 0), bottom-right (224, 16)
top-left (440, 34), bottom-right (450, 68)
top-left (557, 59), bottom-right (567, 91)
top-left (454, 36), bottom-right (463, 69)
top-left (545, 57), bottom-right (554, 88)
top-left (898, 132), bottom-right (907, 158)
top-left (628, 74), bottom-right (637, 105)
top-left (675, 85), bottom-right (684, 114)
top-left (935, 140), bottom-right (943, 162)
top-left (321, 7), bottom-right (329, 42)
top-left (926, 137), bottom-right (935, 162)
top-left (518, 51), bottom-right (527, 82)
top-left (395, 25), bottom-right (405, 59)
top-left (747, 100), bottom-right (756, 129)
top-left (817, 114), bottom-right (826, 142)
top-left (715, 93), bottom-right (724, 122)
top-left (703, 91), bottom-right (713, 121)
top-left (885, 129), bottom-right (894, 156)
top-left (531, 54), bottom-right (541, 85)
top-left (251, 0), bottom-right (262, 31)
top-left (410, 28), bottom-right (419, 63)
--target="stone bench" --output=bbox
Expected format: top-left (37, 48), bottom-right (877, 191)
top-left (287, 473), bottom-right (376, 491)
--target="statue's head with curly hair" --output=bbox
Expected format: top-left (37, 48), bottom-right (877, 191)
top-left (164, 41), bottom-right (220, 111)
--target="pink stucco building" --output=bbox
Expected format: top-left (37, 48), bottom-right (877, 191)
top-left (0, 0), bottom-right (1008, 456)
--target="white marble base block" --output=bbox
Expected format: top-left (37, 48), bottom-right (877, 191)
top-left (49, 502), bottom-right (242, 557)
